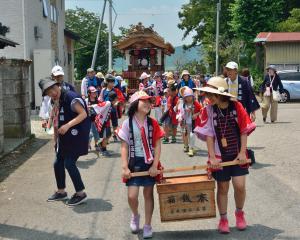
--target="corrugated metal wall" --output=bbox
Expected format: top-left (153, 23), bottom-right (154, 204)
top-left (266, 42), bottom-right (300, 70)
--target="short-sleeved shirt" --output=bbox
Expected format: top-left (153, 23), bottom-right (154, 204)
top-left (116, 117), bottom-right (165, 161)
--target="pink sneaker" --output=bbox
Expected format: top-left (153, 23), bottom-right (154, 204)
top-left (218, 218), bottom-right (230, 234)
top-left (235, 210), bottom-right (247, 230)
top-left (130, 214), bottom-right (140, 233)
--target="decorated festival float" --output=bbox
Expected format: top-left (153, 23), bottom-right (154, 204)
top-left (116, 22), bottom-right (175, 94)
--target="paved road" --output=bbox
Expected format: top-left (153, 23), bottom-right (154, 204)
top-left (0, 103), bottom-right (300, 240)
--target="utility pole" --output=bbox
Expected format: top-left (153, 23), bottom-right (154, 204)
top-left (108, 0), bottom-right (113, 71)
top-left (91, 0), bottom-right (107, 69)
top-left (215, 0), bottom-right (221, 75)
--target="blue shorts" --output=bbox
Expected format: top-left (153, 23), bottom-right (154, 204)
top-left (212, 164), bottom-right (249, 182)
top-left (126, 157), bottom-right (155, 187)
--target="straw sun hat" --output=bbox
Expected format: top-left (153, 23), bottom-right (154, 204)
top-left (194, 77), bottom-right (236, 98)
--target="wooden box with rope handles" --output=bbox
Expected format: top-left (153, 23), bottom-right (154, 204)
top-left (130, 159), bottom-right (250, 222)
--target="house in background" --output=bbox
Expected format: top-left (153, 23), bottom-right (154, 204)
top-left (0, 0), bottom-right (80, 109)
top-left (255, 32), bottom-right (300, 71)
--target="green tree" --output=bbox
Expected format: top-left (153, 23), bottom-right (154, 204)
top-left (178, 0), bottom-right (237, 73)
top-left (230, 0), bottom-right (285, 43)
top-left (0, 22), bottom-right (9, 36)
top-left (278, 8), bottom-right (300, 32)
top-left (66, 7), bottom-right (121, 79)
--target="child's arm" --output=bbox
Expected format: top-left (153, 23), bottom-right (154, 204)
top-left (149, 139), bottom-right (161, 177)
top-left (121, 141), bottom-right (131, 179)
top-left (236, 133), bottom-right (248, 165)
top-left (206, 136), bottom-right (221, 169)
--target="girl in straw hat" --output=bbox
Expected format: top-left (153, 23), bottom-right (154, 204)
top-left (177, 86), bottom-right (202, 157)
top-left (194, 77), bottom-right (256, 234)
top-left (116, 91), bottom-right (164, 239)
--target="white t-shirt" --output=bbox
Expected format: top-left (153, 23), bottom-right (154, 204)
top-left (132, 120), bottom-right (144, 157)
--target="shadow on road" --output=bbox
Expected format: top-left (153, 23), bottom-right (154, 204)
top-left (72, 198), bottom-right (113, 214)
top-left (251, 162), bottom-right (275, 170)
top-left (77, 157), bottom-right (97, 169)
top-left (0, 223), bottom-right (103, 240)
top-left (140, 224), bottom-right (283, 240)
top-left (248, 146), bottom-right (265, 150)
top-left (194, 149), bottom-right (208, 157)
top-left (0, 138), bottom-right (50, 183)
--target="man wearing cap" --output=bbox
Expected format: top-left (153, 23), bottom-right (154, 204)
top-left (39, 65), bottom-right (75, 129)
top-left (81, 68), bottom-right (102, 99)
top-left (39, 77), bottom-right (90, 206)
top-left (225, 61), bottom-right (260, 120)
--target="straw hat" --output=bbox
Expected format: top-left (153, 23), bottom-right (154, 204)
top-left (181, 70), bottom-right (190, 78)
top-left (96, 72), bottom-right (104, 79)
top-left (179, 86), bottom-right (194, 98)
top-left (194, 77), bottom-right (236, 98)
top-left (166, 72), bottom-right (174, 80)
top-left (129, 91), bottom-right (155, 106)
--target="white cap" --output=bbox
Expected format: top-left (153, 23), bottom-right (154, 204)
top-left (164, 88), bottom-right (169, 93)
top-left (51, 65), bottom-right (64, 76)
top-left (225, 61), bottom-right (238, 70)
top-left (140, 72), bottom-right (151, 80)
top-left (115, 76), bottom-right (123, 81)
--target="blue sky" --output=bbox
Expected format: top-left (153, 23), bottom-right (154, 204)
top-left (65, 0), bottom-right (193, 47)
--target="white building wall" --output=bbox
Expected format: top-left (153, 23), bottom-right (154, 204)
top-left (0, 0), bottom-right (25, 59)
top-left (0, 0), bottom-right (68, 108)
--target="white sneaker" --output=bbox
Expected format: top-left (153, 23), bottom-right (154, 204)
top-left (130, 214), bottom-right (140, 233)
top-left (143, 225), bottom-right (153, 239)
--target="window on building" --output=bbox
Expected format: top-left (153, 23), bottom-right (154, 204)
top-left (50, 5), bottom-right (58, 23)
top-left (42, 0), bottom-right (48, 17)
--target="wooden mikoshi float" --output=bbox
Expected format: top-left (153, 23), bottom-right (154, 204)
top-left (131, 159), bottom-right (250, 222)
top-left (115, 22), bottom-right (175, 94)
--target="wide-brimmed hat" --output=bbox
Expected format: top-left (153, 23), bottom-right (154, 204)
top-left (179, 86), bottom-right (194, 98)
top-left (266, 65), bottom-right (276, 71)
top-left (194, 77), bottom-right (236, 98)
top-left (39, 77), bottom-right (59, 96)
top-left (166, 72), bottom-right (174, 80)
top-left (51, 65), bottom-right (64, 76)
top-left (105, 74), bottom-right (115, 82)
top-left (181, 70), bottom-right (190, 78)
top-left (129, 91), bottom-right (155, 106)
top-left (225, 61), bottom-right (238, 70)
top-left (140, 72), bottom-right (151, 80)
top-left (96, 72), bottom-right (104, 79)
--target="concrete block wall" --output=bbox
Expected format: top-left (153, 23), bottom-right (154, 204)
top-left (0, 58), bottom-right (32, 139)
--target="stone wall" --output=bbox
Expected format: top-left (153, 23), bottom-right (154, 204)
top-left (0, 58), bottom-right (32, 140)
top-left (0, 69), bottom-right (3, 153)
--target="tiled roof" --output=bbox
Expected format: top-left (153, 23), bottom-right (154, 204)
top-left (254, 32), bottom-right (300, 43)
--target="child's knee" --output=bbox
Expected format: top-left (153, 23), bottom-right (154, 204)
top-left (128, 193), bottom-right (138, 203)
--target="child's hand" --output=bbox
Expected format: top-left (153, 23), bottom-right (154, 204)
top-left (122, 167), bottom-right (131, 179)
top-left (208, 156), bottom-right (221, 169)
top-left (149, 165), bottom-right (159, 177)
top-left (237, 151), bottom-right (248, 165)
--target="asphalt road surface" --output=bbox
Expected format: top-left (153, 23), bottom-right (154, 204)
top-left (0, 103), bottom-right (300, 240)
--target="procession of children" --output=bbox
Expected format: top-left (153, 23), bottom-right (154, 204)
top-left (40, 61), bottom-right (263, 238)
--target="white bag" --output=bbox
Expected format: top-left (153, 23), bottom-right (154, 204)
top-left (272, 90), bottom-right (281, 101)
